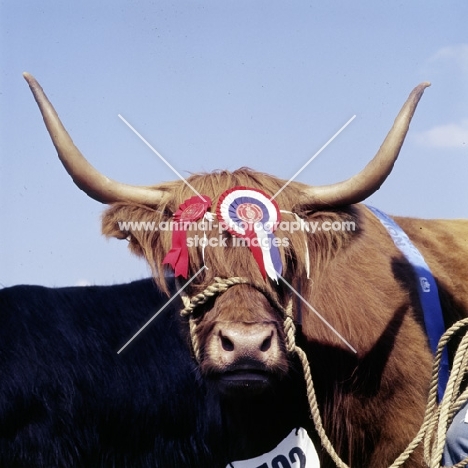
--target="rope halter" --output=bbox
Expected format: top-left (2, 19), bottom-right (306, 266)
top-left (180, 276), bottom-right (295, 362)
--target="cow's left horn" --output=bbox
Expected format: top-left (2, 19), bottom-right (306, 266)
top-left (298, 82), bottom-right (430, 207)
top-left (23, 73), bottom-right (165, 205)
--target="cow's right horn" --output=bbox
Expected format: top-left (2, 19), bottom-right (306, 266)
top-left (23, 73), bottom-right (165, 205)
top-left (298, 82), bottom-right (430, 208)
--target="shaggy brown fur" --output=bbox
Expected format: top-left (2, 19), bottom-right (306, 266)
top-left (102, 167), bottom-right (468, 467)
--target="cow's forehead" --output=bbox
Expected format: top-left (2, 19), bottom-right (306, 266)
top-left (159, 168), bottom-right (304, 211)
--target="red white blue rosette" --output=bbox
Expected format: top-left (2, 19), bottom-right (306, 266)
top-left (216, 187), bottom-right (282, 281)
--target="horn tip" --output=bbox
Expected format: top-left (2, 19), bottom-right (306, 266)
top-left (416, 81), bottom-right (431, 93)
top-left (23, 72), bottom-right (37, 87)
top-left (410, 82), bottom-right (431, 100)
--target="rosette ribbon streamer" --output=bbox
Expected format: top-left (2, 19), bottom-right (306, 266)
top-left (217, 187), bottom-right (283, 281)
top-left (163, 195), bottom-right (211, 278)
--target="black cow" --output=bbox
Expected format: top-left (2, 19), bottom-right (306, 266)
top-left (0, 278), bottom-right (311, 467)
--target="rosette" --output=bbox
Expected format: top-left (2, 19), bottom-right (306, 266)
top-left (163, 195), bottom-right (211, 278)
top-left (216, 186), bottom-right (282, 281)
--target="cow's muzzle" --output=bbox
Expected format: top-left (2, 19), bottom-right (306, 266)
top-left (205, 322), bottom-right (286, 396)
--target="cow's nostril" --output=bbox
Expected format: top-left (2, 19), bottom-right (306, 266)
top-left (260, 332), bottom-right (273, 352)
top-left (220, 334), bottom-right (234, 352)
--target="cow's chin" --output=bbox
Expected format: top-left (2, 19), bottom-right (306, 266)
top-left (207, 362), bottom-right (282, 397)
top-left (216, 370), bottom-right (273, 397)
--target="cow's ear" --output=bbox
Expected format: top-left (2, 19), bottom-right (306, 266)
top-left (100, 206), bottom-right (136, 259)
top-left (101, 202), bottom-right (162, 250)
top-left (101, 204), bottom-right (130, 240)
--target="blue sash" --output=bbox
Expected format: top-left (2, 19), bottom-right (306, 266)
top-left (366, 205), bottom-right (449, 401)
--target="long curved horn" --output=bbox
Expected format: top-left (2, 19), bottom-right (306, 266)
top-left (23, 72), bottom-right (165, 205)
top-left (299, 82), bottom-right (430, 207)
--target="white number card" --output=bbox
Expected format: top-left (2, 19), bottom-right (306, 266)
top-left (227, 427), bottom-right (320, 468)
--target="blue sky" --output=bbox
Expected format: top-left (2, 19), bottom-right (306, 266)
top-left (1, 1), bottom-right (467, 288)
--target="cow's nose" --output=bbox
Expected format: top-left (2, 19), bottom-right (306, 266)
top-left (216, 323), bottom-right (277, 362)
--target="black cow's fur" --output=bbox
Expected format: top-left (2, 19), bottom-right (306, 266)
top-left (0, 278), bottom-right (311, 467)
